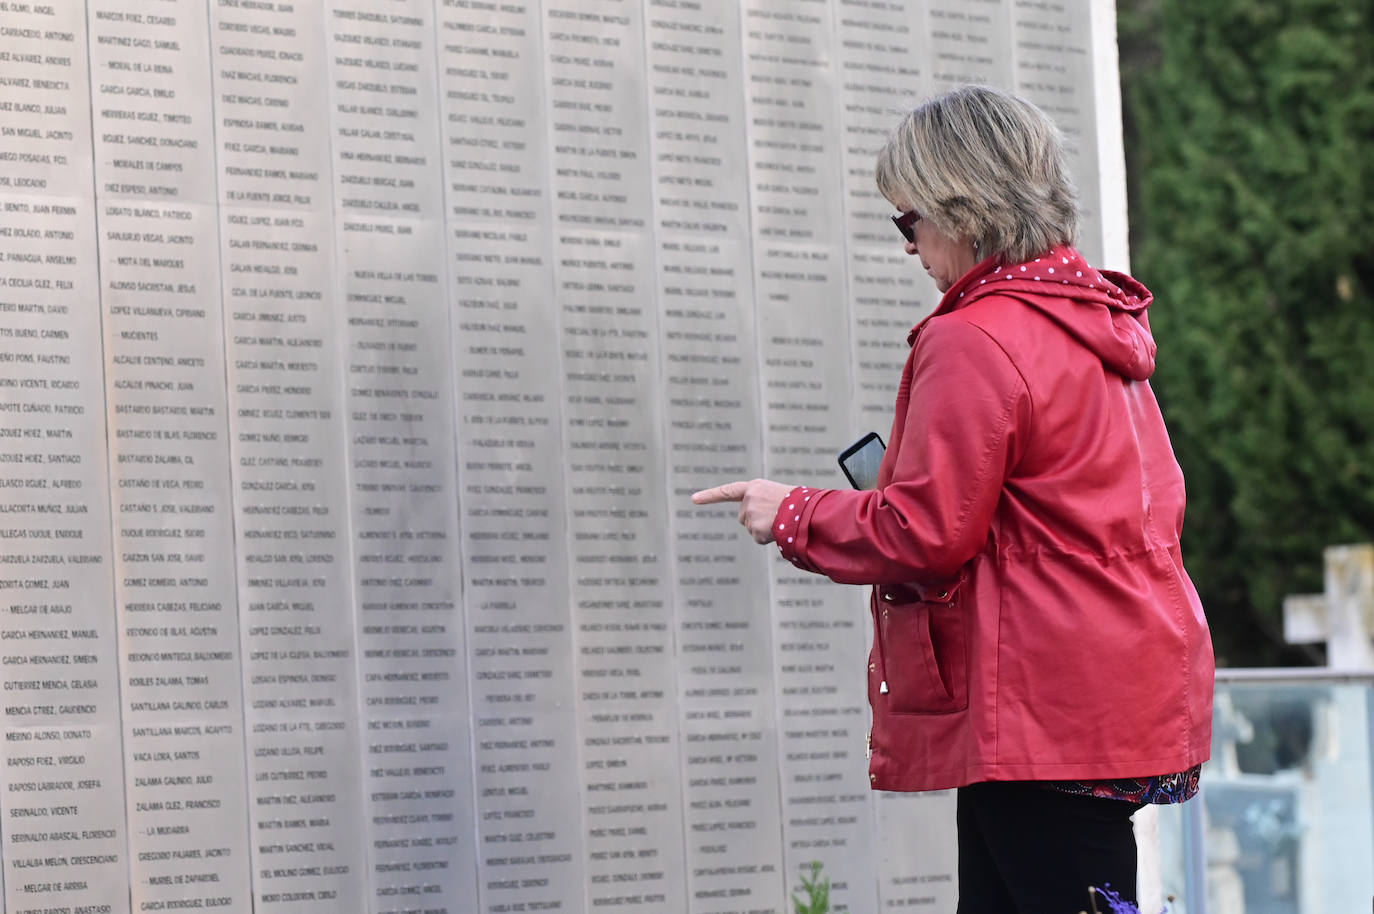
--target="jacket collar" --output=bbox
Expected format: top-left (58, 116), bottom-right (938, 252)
top-left (903, 246), bottom-right (1158, 382)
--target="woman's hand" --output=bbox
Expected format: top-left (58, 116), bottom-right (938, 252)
top-left (691, 479), bottom-right (793, 544)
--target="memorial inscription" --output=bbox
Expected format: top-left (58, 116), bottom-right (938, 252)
top-left (212, 2), bottom-right (368, 910)
top-left (0, 5), bottom-right (129, 914)
top-left (544, 4), bottom-right (689, 911)
top-left (441, 4), bottom-right (581, 913)
top-left (0, 3), bottom-right (1125, 912)
top-left (87, 2), bottom-right (256, 906)
top-left (740, 4), bottom-right (880, 909)
top-left (647, 3), bottom-right (787, 911)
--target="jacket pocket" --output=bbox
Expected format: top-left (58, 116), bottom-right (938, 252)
top-left (877, 584), bottom-right (968, 714)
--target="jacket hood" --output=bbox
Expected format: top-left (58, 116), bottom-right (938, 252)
top-left (912, 245), bottom-right (1158, 381)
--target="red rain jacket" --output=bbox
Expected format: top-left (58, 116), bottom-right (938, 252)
top-left (776, 246), bottom-right (1214, 790)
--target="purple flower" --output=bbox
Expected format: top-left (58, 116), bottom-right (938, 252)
top-left (1089, 885), bottom-right (1171, 914)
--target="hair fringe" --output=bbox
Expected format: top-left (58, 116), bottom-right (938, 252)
top-left (874, 85), bottom-right (1079, 264)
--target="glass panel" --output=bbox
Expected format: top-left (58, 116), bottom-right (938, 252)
top-left (1160, 678), bottom-right (1374, 913)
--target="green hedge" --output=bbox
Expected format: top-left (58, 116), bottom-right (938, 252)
top-left (1118, 0), bottom-right (1374, 665)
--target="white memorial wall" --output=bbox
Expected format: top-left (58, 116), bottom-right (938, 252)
top-left (0, 0), bottom-right (1128, 911)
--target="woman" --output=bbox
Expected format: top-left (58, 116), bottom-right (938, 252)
top-left (693, 85), bottom-right (1214, 912)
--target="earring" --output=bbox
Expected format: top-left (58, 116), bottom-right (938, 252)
top-left (972, 238), bottom-right (982, 256)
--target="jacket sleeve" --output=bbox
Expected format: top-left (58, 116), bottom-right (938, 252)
top-left (776, 316), bottom-right (1031, 584)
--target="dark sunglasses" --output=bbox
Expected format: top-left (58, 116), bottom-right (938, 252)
top-left (892, 209), bottom-right (920, 243)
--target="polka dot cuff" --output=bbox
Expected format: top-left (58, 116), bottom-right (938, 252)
top-left (774, 484), bottom-right (826, 571)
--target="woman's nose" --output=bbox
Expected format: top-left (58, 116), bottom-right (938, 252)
top-left (904, 240), bottom-right (919, 256)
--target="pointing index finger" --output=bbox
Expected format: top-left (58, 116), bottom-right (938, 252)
top-left (691, 481), bottom-right (748, 504)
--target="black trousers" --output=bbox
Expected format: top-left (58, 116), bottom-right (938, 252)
top-left (956, 781), bottom-right (1143, 914)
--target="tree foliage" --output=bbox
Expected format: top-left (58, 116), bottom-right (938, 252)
top-left (1117, 0), bottom-right (1374, 665)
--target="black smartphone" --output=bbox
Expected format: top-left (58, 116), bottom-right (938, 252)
top-left (838, 432), bottom-right (885, 489)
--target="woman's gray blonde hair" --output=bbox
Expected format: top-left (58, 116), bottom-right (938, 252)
top-left (875, 85), bottom-right (1078, 265)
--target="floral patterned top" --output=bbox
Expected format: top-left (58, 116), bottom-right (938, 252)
top-left (1047, 763), bottom-right (1201, 804)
